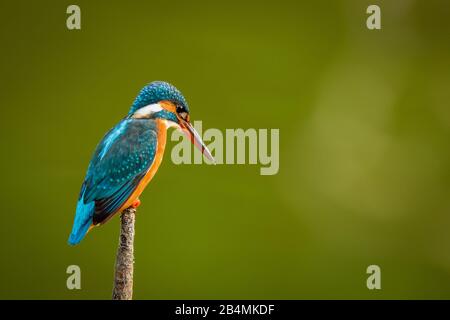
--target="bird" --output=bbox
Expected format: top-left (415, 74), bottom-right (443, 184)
top-left (68, 81), bottom-right (215, 245)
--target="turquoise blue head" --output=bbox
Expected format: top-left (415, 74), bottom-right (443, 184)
top-left (129, 81), bottom-right (215, 163)
top-left (129, 81), bottom-right (189, 115)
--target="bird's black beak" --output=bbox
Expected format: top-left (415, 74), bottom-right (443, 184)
top-left (180, 119), bottom-right (216, 164)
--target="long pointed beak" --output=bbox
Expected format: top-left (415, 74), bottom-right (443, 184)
top-left (180, 119), bottom-right (216, 164)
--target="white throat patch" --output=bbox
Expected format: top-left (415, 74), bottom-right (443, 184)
top-left (132, 103), bottom-right (163, 118)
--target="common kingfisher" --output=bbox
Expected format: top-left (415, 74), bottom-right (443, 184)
top-left (68, 81), bottom-right (214, 245)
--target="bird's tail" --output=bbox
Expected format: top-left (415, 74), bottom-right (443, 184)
top-left (68, 198), bottom-right (95, 245)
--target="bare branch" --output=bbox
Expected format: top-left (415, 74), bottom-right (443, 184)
top-left (112, 207), bottom-right (136, 300)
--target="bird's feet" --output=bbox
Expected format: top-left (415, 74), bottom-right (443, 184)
top-left (131, 198), bottom-right (141, 208)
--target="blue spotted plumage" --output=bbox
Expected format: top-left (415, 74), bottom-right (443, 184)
top-left (69, 119), bottom-right (158, 245)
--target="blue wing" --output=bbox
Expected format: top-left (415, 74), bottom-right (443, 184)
top-left (68, 118), bottom-right (158, 245)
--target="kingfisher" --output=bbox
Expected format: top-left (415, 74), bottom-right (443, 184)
top-left (68, 81), bottom-right (214, 245)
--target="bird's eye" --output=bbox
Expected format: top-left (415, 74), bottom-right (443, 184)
top-left (176, 105), bottom-right (188, 120)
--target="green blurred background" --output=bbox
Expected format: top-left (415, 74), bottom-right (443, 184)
top-left (0, 0), bottom-right (449, 299)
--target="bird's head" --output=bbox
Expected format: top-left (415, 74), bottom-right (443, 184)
top-left (129, 81), bottom-right (215, 163)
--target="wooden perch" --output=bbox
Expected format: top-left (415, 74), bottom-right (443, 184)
top-left (112, 207), bottom-right (136, 300)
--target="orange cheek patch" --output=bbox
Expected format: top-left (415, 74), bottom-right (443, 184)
top-left (159, 100), bottom-right (177, 113)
